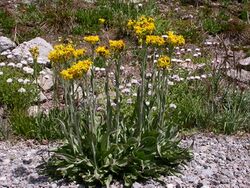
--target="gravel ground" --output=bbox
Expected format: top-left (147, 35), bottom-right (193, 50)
top-left (0, 133), bottom-right (249, 188)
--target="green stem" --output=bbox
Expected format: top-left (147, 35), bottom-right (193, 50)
top-left (105, 61), bottom-right (112, 148)
top-left (138, 46), bottom-right (147, 138)
top-left (114, 55), bottom-right (121, 143)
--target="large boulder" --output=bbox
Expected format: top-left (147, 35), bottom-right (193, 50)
top-left (0, 36), bottom-right (16, 53)
top-left (11, 37), bottom-right (53, 65)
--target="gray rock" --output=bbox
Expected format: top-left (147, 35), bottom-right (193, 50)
top-left (39, 92), bottom-right (47, 102)
top-left (166, 183), bottom-right (175, 188)
top-left (239, 57), bottom-right (250, 71)
top-left (38, 68), bottom-right (54, 91)
top-left (11, 37), bottom-right (53, 64)
top-left (0, 36), bottom-right (16, 52)
top-left (227, 69), bottom-right (250, 83)
top-left (132, 182), bottom-right (142, 188)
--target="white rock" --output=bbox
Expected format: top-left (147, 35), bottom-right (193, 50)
top-left (39, 92), bottom-right (47, 102)
top-left (0, 36), bottom-right (16, 52)
top-left (167, 184), bottom-right (175, 188)
top-left (227, 69), bottom-right (250, 83)
top-left (239, 57), bottom-right (250, 71)
top-left (11, 37), bottom-right (53, 64)
top-left (38, 68), bottom-right (54, 91)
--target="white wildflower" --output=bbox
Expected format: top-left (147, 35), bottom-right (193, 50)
top-left (127, 98), bottom-right (133, 104)
top-left (121, 88), bottom-right (130, 94)
top-left (120, 66), bottom-right (125, 71)
top-left (195, 76), bottom-right (201, 80)
top-left (21, 60), bottom-right (28, 65)
top-left (17, 78), bottom-right (24, 83)
top-left (7, 63), bottom-right (15, 67)
top-left (169, 103), bottom-right (177, 109)
top-left (201, 74), bottom-right (207, 79)
top-left (0, 71), bottom-right (3, 75)
top-left (23, 67), bottom-right (34, 74)
top-left (7, 54), bottom-right (13, 59)
top-left (95, 67), bottom-right (100, 71)
top-left (146, 72), bottom-right (152, 78)
top-left (16, 63), bottom-right (23, 68)
top-left (0, 62), bottom-right (6, 67)
top-left (18, 87), bottom-right (26, 93)
top-left (131, 79), bottom-right (139, 85)
top-left (23, 79), bottom-right (30, 84)
top-left (126, 83), bottom-right (132, 87)
top-left (6, 78), bottom-right (13, 83)
top-left (132, 93), bottom-right (137, 97)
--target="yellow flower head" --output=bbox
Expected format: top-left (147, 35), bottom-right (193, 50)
top-left (83, 35), bottom-right (100, 45)
top-left (99, 18), bottom-right (105, 24)
top-left (60, 60), bottom-right (93, 80)
top-left (127, 16), bottom-right (155, 37)
top-left (146, 35), bottom-right (165, 47)
top-left (48, 44), bottom-right (75, 63)
top-left (127, 19), bottom-right (135, 29)
top-left (157, 56), bottom-right (171, 69)
top-left (166, 31), bottom-right (185, 46)
top-left (109, 40), bottom-right (125, 52)
top-left (29, 46), bottom-right (39, 60)
top-left (95, 46), bottom-right (110, 58)
top-left (73, 48), bottom-right (86, 58)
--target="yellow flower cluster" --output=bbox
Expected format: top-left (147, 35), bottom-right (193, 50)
top-left (60, 60), bottom-right (93, 80)
top-left (83, 35), bottom-right (100, 45)
top-left (29, 46), bottom-right (39, 60)
top-left (146, 35), bottom-right (165, 47)
top-left (109, 40), bottom-right (125, 52)
top-left (127, 16), bottom-right (155, 37)
top-left (157, 56), bottom-right (171, 69)
top-left (95, 46), bottom-right (110, 58)
top-left (73, 49), bottom-right (86, 58)
top-left (99, 18), bottom-right (105, 24)
top-left (166, 31), bottom-right (185, 46)
top-left (48, 44), bottom-right (86, 63)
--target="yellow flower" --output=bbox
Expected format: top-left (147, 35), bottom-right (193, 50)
top-left (109, 40), bottom-right (125, 52)
top-left (146, 35), bottom-right (165, 47)
top-left (48, 44), bottom-right (75, 63)
top-left (60, 69), bottom-right (73, 80)
top-left (95, 46), bottom-right (110, 58)
top-left (166, 31), bottom-right (185, 46)
top-left (127, 19), bottom-right (134, 29)
top-left (99, 18), bottom-right (105, 24)
top-left (29, 46), bottom-right (39, 60)
top-left (157, 56), bottom-right (171, 69)
top-left (83, 35), bottom-right (100, 45)
top-left (127, 16), bottom-right (155, 38)
top-left (73, 48), bottom-right (86, 58)
top-left (60, 60), bottom-right (93, 80)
